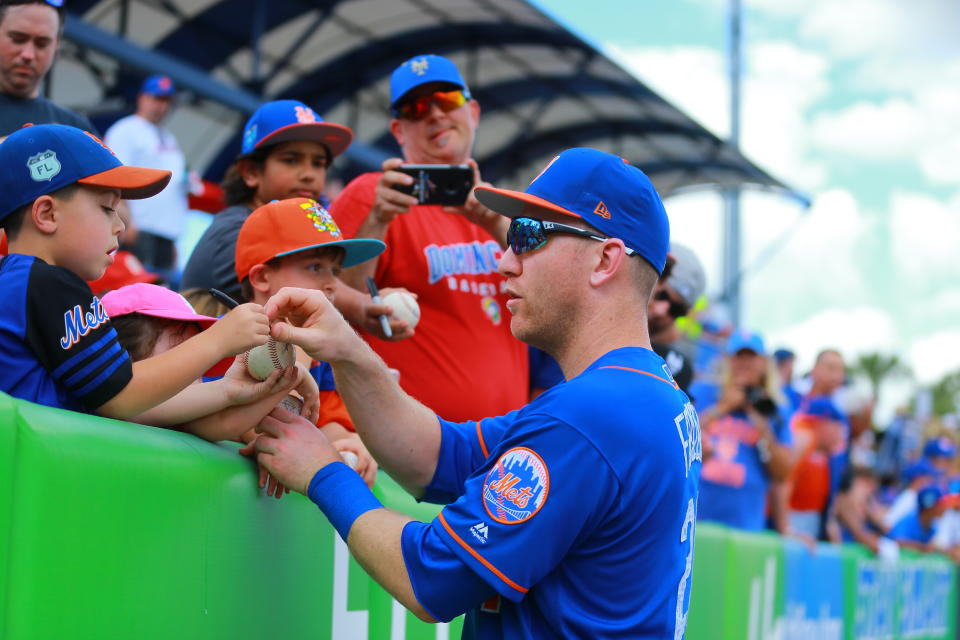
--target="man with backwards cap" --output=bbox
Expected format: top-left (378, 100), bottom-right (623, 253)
top-left (105, 75), bottom-right (188, 282)
top-left (329, 54), bottom-right (528, 423)
top-left (252, 148), bottom-right (702, 638)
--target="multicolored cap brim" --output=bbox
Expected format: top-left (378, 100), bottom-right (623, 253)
top-left (274, 238), bottom-right (386, 269)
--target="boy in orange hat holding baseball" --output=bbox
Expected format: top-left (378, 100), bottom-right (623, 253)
top-left (234, 197), bottom-right (385, 485)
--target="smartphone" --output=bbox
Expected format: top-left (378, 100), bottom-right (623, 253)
top-left (393, 164), bottom-right (474, 206)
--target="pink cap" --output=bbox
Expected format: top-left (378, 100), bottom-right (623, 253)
top-left (101, 283), bottom-right (217, 328)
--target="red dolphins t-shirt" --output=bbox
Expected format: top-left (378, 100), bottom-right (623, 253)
top-left (330, 172), bottom-right (528, 422)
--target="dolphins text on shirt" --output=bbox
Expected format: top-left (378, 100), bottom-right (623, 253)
top-left (424, 241), bottom-right (502, 284)
top-left (61, 297), bottom-right (109, 349)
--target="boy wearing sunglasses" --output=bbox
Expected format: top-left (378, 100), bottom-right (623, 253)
top-left (250, 148), bottom-right (701, 638)
top-left (330, 54), bottom-right (528, 423)
top-left (0, 0), bottom-right (95, 137)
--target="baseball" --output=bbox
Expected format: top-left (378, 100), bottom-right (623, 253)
top-left (276, 395), bottom-right (303, 415)
top-left (242, 337), bottom-right (295, 381)
top-left (383, 291), bottom-right (420, 328)
top-left (340, 451), bottom-right (359, 469)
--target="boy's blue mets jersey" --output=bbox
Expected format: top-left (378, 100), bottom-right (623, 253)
top-left (0, 254), bottom-right (132, 411)
top-left (400, 347), bottom-right (703, 639)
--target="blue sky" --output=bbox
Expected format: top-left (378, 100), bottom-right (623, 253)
top-left (533, 0), bottom-right (960, 413)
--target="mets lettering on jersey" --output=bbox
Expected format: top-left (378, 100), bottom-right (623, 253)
top-left (60, 297), bottom-right (109, 349)
top-left (424, 240), bottom-right (501, 284)
top-left (483, 447), bottom-right (549, 524)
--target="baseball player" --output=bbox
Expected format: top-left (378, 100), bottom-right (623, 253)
top-left (251, 148), bottom-right (702, 638)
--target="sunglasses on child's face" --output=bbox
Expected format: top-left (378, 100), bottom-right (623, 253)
top-left (506, 217), bottom-right (636, 256)
top-left (653, 289), bottom-right (690, 319)
top-left (396, 89), bottom-right (468, 120)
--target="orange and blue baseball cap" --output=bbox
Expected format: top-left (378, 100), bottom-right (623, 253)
top-left (474, 148), bottom-right (670, 274)
top-left (241, 100), bottom-right (353, 158)
top-left (390, 54), bottom-right (471, 115)
top-left (0, 124), bottom-right (172, 220)
top-left (235, 198), bottom-right (384, 281)
top-left (141, 75), bottom-right (176, 98)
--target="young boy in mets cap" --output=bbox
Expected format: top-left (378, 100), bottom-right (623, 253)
top-left (234, 196), bottom-right (385, 485)
top-left (0, 123), bottom-right (272, 417)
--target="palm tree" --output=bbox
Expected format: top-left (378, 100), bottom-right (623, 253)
top-left (851, 352), bottom-right (912, 404)
top-left (930, 370), bottom-right (960, 417)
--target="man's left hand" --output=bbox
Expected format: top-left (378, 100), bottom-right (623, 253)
top-left (443, 159), bottom-right (508, 246)
top-left (253, 406), bottom-right (341, 494)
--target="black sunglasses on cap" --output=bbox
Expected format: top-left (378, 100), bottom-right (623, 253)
top-left (507, 217), bottom-right (636, 256)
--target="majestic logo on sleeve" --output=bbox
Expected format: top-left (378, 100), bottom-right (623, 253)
top-left (60, 297), bottom-right (109, 349)
top-left (483, 447), bottom-right (549, 524)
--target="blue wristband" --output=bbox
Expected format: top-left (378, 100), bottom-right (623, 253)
top-left (307, 462), bottom-right (383, 541)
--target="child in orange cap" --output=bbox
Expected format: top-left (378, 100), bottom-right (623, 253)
top-left (234, 197), bottom-right (385, 485)
top-left (101, 282), bottom-right (320, 442)
top-left (0, 124), bottom-right (270, 417)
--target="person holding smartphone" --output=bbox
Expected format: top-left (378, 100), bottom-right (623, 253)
top-left (330, 54), bottom-right (528, 422)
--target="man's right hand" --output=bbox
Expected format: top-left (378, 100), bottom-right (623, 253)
top-left (371, 158), bottom-right (419, 225)
top-left (264, 287), bottom-right (364, 365)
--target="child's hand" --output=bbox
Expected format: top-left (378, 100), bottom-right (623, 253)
top-left (221, 357), bottom-right (298, 405)
top-left (332, 432), bottom-right (378, 487)
top-left (209, 303), bottom-right (271, 356)
top-left (292, 362), bottom-right (321, 424)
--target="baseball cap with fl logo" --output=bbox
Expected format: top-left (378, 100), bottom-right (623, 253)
top-left (0, 124), bottom-right (172, 221)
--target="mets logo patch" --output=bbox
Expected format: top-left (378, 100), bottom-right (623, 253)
top-left (483, 447), bottom-right (549, 524)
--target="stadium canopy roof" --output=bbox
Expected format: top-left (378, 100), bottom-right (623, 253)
top-left (54, 0), bottom-right (803, 199)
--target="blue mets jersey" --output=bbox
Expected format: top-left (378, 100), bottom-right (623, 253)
top-left (0, 254), bottom-right (132, 411)
top-left (400, 346), bottom-right (702, 639)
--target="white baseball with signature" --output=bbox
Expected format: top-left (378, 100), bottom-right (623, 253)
top-left (242, 338), bottom-right (295, 381)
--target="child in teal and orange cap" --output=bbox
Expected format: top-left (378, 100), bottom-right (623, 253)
top-left (0, 124), bottom-right (271, 417)
top-left (234, 197), bottom-right (385, 486)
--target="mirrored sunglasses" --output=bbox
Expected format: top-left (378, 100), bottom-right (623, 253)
top-left (396, 89), bottom-right (468, 120)
top-left (507, 217), bottom-right (636, 256)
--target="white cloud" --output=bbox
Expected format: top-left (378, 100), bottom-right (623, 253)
top-left (810, 91), bottom-right (960, 184)
top-left (889, 190), bottom-right (960, 283)
top-left (910, 330), bottom-right (960, 384)
top-left (605, 40), bottom-right (829, 190)
top-left (604, 44), bottom-right (729, 136)
top-left (766, 307), bottom-right (898, 369)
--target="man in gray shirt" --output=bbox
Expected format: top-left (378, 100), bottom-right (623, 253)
top-left (0, 0), bottom-right (94, 138)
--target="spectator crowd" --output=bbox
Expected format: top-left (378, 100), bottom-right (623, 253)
top-left (1, 0), bottom-right (957, 572)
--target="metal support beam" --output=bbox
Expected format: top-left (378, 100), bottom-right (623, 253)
top-left (62, 14), bottom-right (387, 170)
top-left (723, 0), bottom-right (743, 328)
